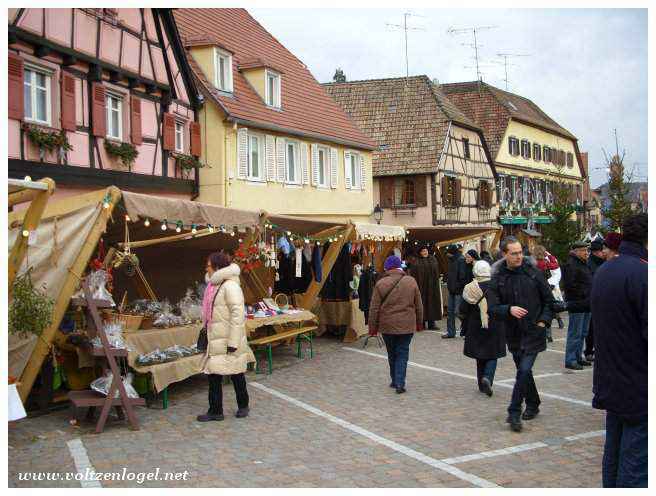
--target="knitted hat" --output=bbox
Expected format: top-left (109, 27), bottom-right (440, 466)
top-left (473, 260), bottom-right (491, 280)
top-left (590, 239), bottom-right (604, 252)
top-left (604, 232), bottom-right (623, 251)
top-left (384, 255), bottom-right (402, 271)
top-left (466, 249), bottom-right (480, 260)
top-left (571, 240), bottom-right (590, 250)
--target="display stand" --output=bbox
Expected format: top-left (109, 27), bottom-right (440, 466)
top-left (67, 279), bottom-right (145, 433)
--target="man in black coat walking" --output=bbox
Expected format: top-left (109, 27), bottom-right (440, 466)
top-left (443, 244), bottom-right (468, 338)
top-left (584, 239), bottom-right (606, 361)
top-left (591, 214), bottom-right (647, 488)
top-left (562, 241), bottom-right (593, 370)
top-left (487, 236), bottom-right (554, 432)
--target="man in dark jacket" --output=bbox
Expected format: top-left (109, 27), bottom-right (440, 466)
top-left (443, 244), bottom-right (468, 338)
top-left (409, 245), bottom-right (441, 330)
top-left (487, 236), bottom-right (554, 432)
top-left (562, 241), bottom-right (593, 370)
top-left (584, 239), bottom-right (606, 361)
top-left (591, 214), bottom-right (647, 488)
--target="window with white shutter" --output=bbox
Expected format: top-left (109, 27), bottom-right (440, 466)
top-left (344, 151), bottom-right (361, 190)
top-left (237, 127), bottom-right (248, 179)
top-left (359, 154), bottom-right (365, 191)
top-left (265, 135), bottom-right (276, 181)
top-left (276, 137), bottom-right (286, 182)
top-left (301, 142), bottom-right (309, 185)
top-left (330, 148), bottom-right (338, 188)
top-left (247, 132), bottom-right (265, 181)
top-left (314, 145), bottom-right (329, 188)
top-left (284, 139), bottom-right (301, 184)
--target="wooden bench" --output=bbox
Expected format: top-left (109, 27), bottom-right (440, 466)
top-left (248, 325), bottom-right (317, 375)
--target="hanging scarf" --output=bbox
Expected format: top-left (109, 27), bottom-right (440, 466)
top-left (201, 274), bottom-right (219, 326)
top-left (462, 277), bottom-right (490, 329)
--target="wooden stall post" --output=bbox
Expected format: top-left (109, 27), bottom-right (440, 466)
top-left (17, 187), bottom-right (122, 401)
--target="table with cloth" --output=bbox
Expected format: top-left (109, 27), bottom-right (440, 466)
top-left (313, 299), bottom-right (367, 343)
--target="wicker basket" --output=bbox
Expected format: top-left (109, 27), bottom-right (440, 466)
top-left (139, 316), bottom-right (154, 330)
top-left (101, 310), bottom-right (144, 331)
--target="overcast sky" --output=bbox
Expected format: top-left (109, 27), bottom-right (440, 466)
top-left (250, 8), bottom-right (647, 188)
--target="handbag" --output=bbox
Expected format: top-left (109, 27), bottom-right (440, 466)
top-left (197, 281), bottom-right (225, 352)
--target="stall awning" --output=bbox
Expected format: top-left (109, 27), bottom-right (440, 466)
top-left (263, 213), bottom-right (346, 236)
top-left (405, 226), bottom-right (501, 247)
top-left (354, 223), bottom-right (406, 241)
top-left (122, 191), bottom-right (262, 231)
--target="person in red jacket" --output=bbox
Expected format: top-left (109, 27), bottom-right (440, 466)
top-left (533, 246), bottom-right (565, 336)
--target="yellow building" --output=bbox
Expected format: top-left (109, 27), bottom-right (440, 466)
top-left (442, 81), bottom-right (587, 236)
top-left (173, 9), bottom-right (376, 223)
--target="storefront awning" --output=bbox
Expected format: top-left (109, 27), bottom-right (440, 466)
top-left (354, 222), bottom-right (406, 241)
top-left (404, 226), bottom-right (501, 246)
top-left (263, 213), bottom-right (347, 236)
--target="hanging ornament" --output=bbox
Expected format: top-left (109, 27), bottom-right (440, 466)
top-left (175, 220), bottom-right (183, 233)
top-left (144, 218), bottom-right (150, 227)
top-left (191, 224), bottom-right (197, 234)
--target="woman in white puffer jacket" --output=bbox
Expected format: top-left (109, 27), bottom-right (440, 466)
top-left (197, 252), bottom-right (255, 422)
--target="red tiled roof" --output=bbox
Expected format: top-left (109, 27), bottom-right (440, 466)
top-left (324, 76), bottom-right (490, 176)
top-left (173, 9), bottom-right (375, 150)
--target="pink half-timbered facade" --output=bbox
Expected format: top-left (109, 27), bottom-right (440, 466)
top-left (8, 8), bottom-right (201, 199)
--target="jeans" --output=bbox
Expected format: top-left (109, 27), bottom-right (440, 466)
top-left (476, 359), bottom-right (497, 386)
top-left (565, 312), bottom-right (591, 366)
top-left (603, 412), bottom-right (648, 488)
top-left (208, 373), bottom-right (249, 415)
top-left (508, 351), bottom-right (540, 417)
top-left (446, 293), bottom-right (462, 336)
top-left (382, 333), bottom-right (413, 388)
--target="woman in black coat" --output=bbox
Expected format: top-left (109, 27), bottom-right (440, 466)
top-left (459, 260), bottom-right (506, 396)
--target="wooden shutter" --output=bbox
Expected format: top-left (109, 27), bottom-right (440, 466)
top-left (414, 175), bottom-right (427, 207)
top-left (237, 127), bottom-right (248, 179)
top-left (8, 53), bottom-right (24, 120)
top-left (130, 96), bottom-right (142, 145)
top-left (60, 72), bottom-right (77, 131)
top-left (162, 112), bottom-right (176, 150)
top-left (190, 121), bottom-right (201, 157)
top-left (265, 135), bottom-right (276, 181)
top-left (454, 179), bottom-right (462, 206)
top-left (441, 176), bottom-right (448, 206)
top-left (359, 154), bottom-right (365, 191)
top-left (276, 137), bottom-right (286, 182)
top-left (91, 83), bottom-right (106, 137)
top-left (301, 142), bottom-right (309, 185)
top-left (344, 151), bottom-right (352, 189)
top-left (329, 147), bottom-right (338, 188)
top-left (311, 144), bottom-right (319, 186)
top-left (380, 177), bottom-right (394, 208)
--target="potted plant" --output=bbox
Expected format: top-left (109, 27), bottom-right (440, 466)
top-left (24, 124), bottom-right (73, 162)
top-left (104, 140), bottom-right (139, 170)
top-left (175, 153), bottom-right (207, 179)
top-left (9, 268), bottom-right (54, 339)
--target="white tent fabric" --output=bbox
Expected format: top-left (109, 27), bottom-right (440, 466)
top-left (354, 222), bottom-right (406, 241)
top-left (8, 204), bottom-right (101, 379)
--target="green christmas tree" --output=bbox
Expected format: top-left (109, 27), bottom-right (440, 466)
top-left (602, 154), bottom-right (633, 232)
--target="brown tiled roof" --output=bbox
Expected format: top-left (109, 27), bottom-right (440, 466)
top-left (324, 76), bottom-right (489, 176)
top-left (441, 81), bottom-right (577, 156)
top-left (173, 9), bottom-right (375, 150)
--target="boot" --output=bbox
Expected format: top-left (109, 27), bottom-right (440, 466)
top-left (197, 412), bottom-right (224, 422)
top-left (506, 414), bottom-right (522, 432)
top-left (480, 377), bottom-right (493, 397)
top-left (235, 407), bottom-right (250, 418)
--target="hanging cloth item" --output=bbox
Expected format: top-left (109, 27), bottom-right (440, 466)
top-left (295, 248), bottom-right (303, 278)
top-left (303, 244), bottom-right (313, 263)
top-left (277, 235), bottom-right (291, 256)
top-left (312, 243), bottom-right (323, 282)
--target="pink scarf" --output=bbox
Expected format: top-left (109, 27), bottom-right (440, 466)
top-left (202, 281), bottom-right (219, 326)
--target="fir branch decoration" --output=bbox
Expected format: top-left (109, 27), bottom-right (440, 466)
top-left (104, 140), bottom-right (139, 168)
top-left (175, 153), bottom-right (207, 171)
top-left (24, 125), bottom-right (73, 153)
top-left (9, 268), bottom-right (54, 339)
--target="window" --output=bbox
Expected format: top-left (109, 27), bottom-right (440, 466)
top-left (463, 138), bottom-right (470, 159)
top-left (214, 48), bottom-right (233, 93)
top-left (105, 92), bottom-right (123, 140)
top-left (478, 180), bottom-right (491, 208)
top-left (175, 121), bottom-right (184, 153)
top-left (533, 143), bottom-right (541, 161)
top-left (248, 133), bottom-right (265, 181)
top-left (394, 178), bottom-right (415, 206)
top-left (346, 152), bottom-right (361, 189)
top-left (521, 140), bottom-right (531, 159)
top-left (566, 152), bottom-right (574, 168)
top-left (23, 66), bottom-right (51, 125)
top-left (442, 176), bottom-right (460, 207)
top-left (265, 70), bottom-right (281, 108)
top-left (285, 140), bottom-right (300, 184)
top-left (317, 145), bottom-right (329, 187)
top-left (543, 145), bottom-right (551, 163)
top-left (508, 137), bottom-right (519, 156)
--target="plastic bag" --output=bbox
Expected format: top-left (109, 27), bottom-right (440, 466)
top-left (90, 323), bottom-right (133, 351)
top-left (179, 289), bottom-right (202, 324)
top-left (90, 371), bottom-right (139, 398)
top-left (88, 270), bottom-right (115, 305)
top-left (135, 344), bottom-right (200, 366)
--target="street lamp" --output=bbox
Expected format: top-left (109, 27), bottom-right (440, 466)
top-left (373, 204), bottom-right (383, 225)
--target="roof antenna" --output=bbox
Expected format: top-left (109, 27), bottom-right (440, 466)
top-left (386, 12), bottom-right (425, 83)
top-left (447, 25), bottom-right (497, 91)
top-left (494, 52), bottom-right (531, 91)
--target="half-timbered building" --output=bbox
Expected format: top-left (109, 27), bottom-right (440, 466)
top-left (8, 8), bottom-right (201, 200)
top-left (325, 76), bottom-right (499, 251)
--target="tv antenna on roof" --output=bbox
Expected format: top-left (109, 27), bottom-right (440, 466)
top-left (494, 52), bottom-right (531, 90)
top-left (386, 12), bottom-right (426, 81)
top-left (447, 25), bottom-right (497, 83)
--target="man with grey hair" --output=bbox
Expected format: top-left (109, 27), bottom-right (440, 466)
top-left (487, 236), bottom-right (555, 432)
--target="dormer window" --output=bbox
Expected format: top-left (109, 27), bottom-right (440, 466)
top-left (214, 48), bottom-right (233, 93)
top-left (265, 70), bottom-right (281, 108)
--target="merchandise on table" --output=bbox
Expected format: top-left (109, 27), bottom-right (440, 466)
top-left (90, 371), bottom-right (139, 398)
top-left (90, 322), bottom-right (132, 351)
top-left (135, 344), bottom-right (201, 366)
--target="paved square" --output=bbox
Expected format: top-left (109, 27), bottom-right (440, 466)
top-left (8, 317), bottom-right (605, 487)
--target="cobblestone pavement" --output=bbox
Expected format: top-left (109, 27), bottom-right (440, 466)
top-left (8, 317), bottom-right (605, 488)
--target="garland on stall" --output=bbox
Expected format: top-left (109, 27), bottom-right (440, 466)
top-left (104, 140), bottom-right (139, 168)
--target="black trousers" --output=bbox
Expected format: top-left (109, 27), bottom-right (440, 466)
top-left (208, 373), bottom-right (249, 415)
top-left (584, 321), bottom-right (594, 356)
